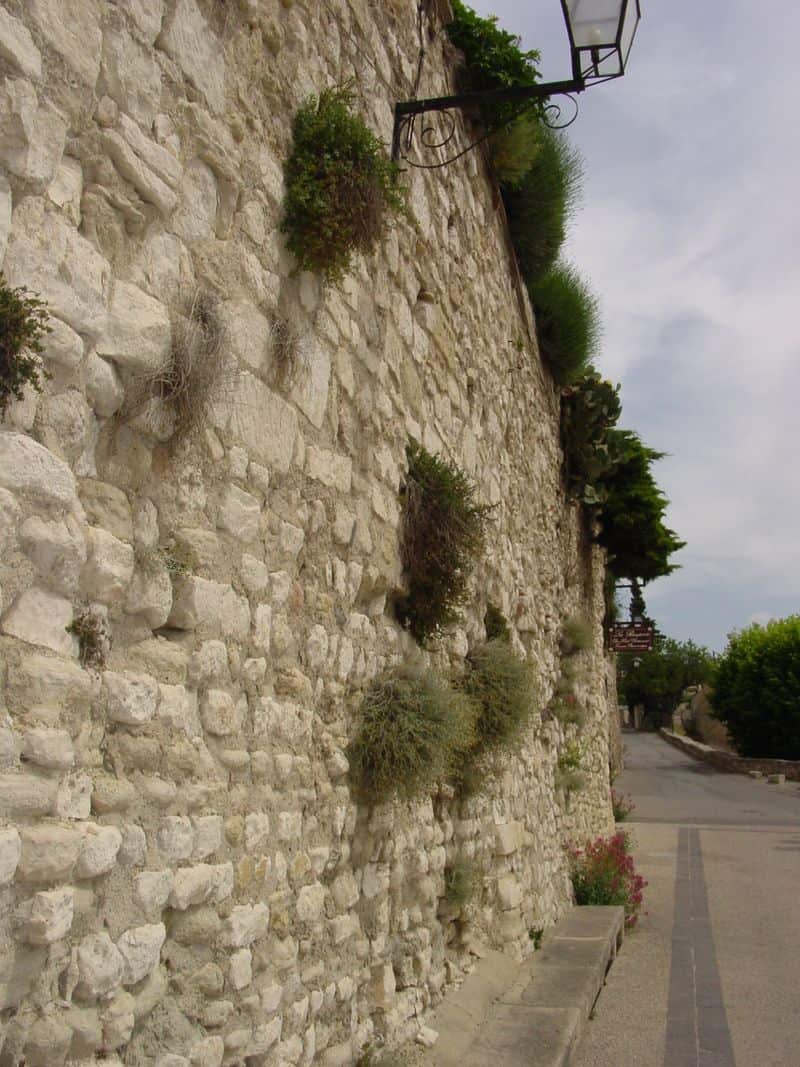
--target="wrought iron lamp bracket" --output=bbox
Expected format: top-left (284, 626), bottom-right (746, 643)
top-left (391, 79), bottom-right (585, 169)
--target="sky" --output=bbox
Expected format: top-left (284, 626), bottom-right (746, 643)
top-left (470, 0), bottom-right (800, 652)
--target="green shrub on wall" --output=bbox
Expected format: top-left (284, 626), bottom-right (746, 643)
top-left (504, 128), bottom-right (583, 282)
top-left (348, 665), bottom-right (477, 804)
top-left (528, 263), bottom-right (600, 386)
top-left (281, 87), bottom-right (406, 283)
top-left (397, 440), bottom-right (492, 646)
top-left (0, 274), bottom-right (50, 414)
top-left (561, 371), bottom-right (623, 504)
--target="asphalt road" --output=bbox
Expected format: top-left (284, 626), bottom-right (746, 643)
top-left (573, 731), bottom-right (800, 1067)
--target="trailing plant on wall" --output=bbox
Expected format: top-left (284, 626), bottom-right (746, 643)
top-left (455, 638), bottom-right (535, 796)
top-left (528, 263), bottom-right (601, 386)
top-left (555, 739), bottom-right (586, 794)
top-left (347, 665), bottom-right (477, 804)
top-left (397, 439), bottom-right (492, 645)
top-left (0, 274), bottom-right (50, 414)
top-left (281, 87), bottom-right (406, 283)
top-left (484, 602), bottom-right (512, 643)
top-left (561, 614), bottom-right (593, 655)
top-left (444, 856), bottom-right (481, 910)
top-left (504, 128), bottom-right (583, 280)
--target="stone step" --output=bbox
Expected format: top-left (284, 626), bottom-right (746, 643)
top-left (422, 905), bottom-right (625, 1067)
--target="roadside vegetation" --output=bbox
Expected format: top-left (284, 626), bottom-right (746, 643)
top-left (617, 635), bottom-right (716, 727)
top-left (711, 616), bottom-right (800, 759)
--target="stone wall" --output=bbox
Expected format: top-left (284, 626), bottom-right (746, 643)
top-left (0, 1), bottom-right (616, 1064)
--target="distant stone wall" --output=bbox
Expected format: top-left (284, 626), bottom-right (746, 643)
top-left (660, 731), bottom-right (800, 781)
top-left (0, 1), bottom-right (616, 1064)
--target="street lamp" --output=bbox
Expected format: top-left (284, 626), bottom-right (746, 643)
top-left (392, 0), bottom-right (641, 165)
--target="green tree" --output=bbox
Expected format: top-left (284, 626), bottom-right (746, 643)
top-left (597, 431), bottom-right (685, 583)
top-left (618, 635), bottom-right (716, 723)
top-left (711, 616), bottom-right (800, 758)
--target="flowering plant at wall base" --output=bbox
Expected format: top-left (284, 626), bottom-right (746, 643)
top-left (568, 831), bottom-right (647, 928)
top-left (611, 788), bottom-right (635, 822)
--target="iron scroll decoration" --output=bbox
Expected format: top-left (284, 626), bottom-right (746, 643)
top-left (394, 94), bottom-right (581, 171)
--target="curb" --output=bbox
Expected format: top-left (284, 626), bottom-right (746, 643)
top-left (422, 905), bottom-right (624, 1067)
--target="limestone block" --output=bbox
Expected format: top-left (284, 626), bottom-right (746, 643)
top-left (0, 772), bottom-right (57, 815)
top-left (0, 78), bottom-right (67, 190)
top-left (0, 173), bottom-right (10, 268)
top-left (54, 772), bottom-right (93, 820)
top-left (306, 446), bottom-right (352, 492)
top-left (169, 862), bottom-right (234, 910)
top-left (119, 824), bottom-right (147, 865)
top-left (169, 577), bottom-right (250, 638)
top-left (47, 156), bottom-right (83, 224)
top-left (4, 198), bottom-right (110, 339)
top-left (229, 948), bottom-right (252, 991)
top-left (117, 922), bottom-right (166, 985)
top-left (210, 371), bottom-right (298, 473)
top-left (189, 1035), bottom-right (225, 1067)
top-left (157, 1058), bottom-right (190, 1067)
top-left (134, 870), bottom-right (173, 911)
top-left (105, 671), bottom-right (159, 726)
top-left (0, 487), bottom-right (20, 558)
top-left (201, 689), bottom-right (242, 737)
top-left (253, 697), bottom-right (312, 749)
top-left (123, 0), bottom-right (166, 44)
top-left (217, 484), bottom-right (260, 542)
top-left (102, 990), bottom-right (135, 1049)
top-left (101, 26), bottom-right (162, 127)
top-left (21, 727), bottom-right (74, 770)
top-left (240, 554), bottom-right (269, 596)
top-left (0, 8), bottom-right (42, 80)
top-left (157, 0), bottom-right (225, 115)
top-left (62, 1004), bottom-right (102, 1058)
top-left (133, 498), bottom-right (159, 550)
top-left (101, 127), bottom-right (178, 216)
top-left (220, 298), bottom-right (271, 374)
top-left (79, 480), bottom-right (133, 542)
top-left (305, 625), bottom-right (329, 672)
top-left (192, 815), bottom-right (223, 860)
top-left (367, 963), bottom-right (396, 1010)
top-left (244, 812), bottom-right (269, 852)
top-left (157, 683), bottom-right (198, 734)
top-left (296, 883), bottom-right (326, 923)
top-left (221, 903), bottom-right (270, 947)
top-left (18, 887), bottom-right (74, 943)
top-left (19, 514), bottom-right (87, 595)
top-left (17, 823), bottom-right (83, 882)
top-left (22, 1014), bottom-right (72, 1066)
top-left (278, 521), bottom-right (304, 558)
top-left (290, 337), bottom-right (331, 429)
top-left (76, 931), bottom-right (126, 999)
top-left (119, 113), bottom-right (182, 188)
top-left (247, 1016), bottom-right (282, 1058)
top-left (0, 432), bottom-right (80, 514)
top-left (37, 389), bottom-right (93, 465)
top-left (252, 603), bottom-right (271, 654)
top-left (98, 281), bottom-right (171, 374)
top-left (27, 0), bottom-right (103, 85)
top-left (494, 821), bottom-right (523, 857)
top-left (85, 353), bottom-right (125, 417)
top-left (125, 564), bottom-right (173, 628)
top-left (157, 815), bottom-right (194, 861)
top-left (91, 773), bottom-right (137, 813)
top-left (1, 587), bottom-right (75, 656)
top-left (0, 827), bottom-right (21, 884)
top-left (171, 157), bottom-right (218, 241)
top-left (496, 874), bottom-right (522, 911)
top-left (76, 823), bottom-right (122, 878)
top-left (331, 872), bottom-right (359, 912)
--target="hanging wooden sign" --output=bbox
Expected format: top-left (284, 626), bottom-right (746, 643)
top-left (608, 621), bottom-right (655, 652)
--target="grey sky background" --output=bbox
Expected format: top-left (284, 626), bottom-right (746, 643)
top-left (469, 0), bottom-right (800, 652)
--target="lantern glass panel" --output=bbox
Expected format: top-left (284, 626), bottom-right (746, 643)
top-left (565, 0), bottom-right (625, 49)
top-left (619, 0), bottom-right (641, 68)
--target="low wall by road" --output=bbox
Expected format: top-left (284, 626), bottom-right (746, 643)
top-left (660, 730), bottom-right (800, 782)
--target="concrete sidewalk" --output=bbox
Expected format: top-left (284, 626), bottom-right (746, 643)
top-left (420, 906), bottom-right (624, 1067)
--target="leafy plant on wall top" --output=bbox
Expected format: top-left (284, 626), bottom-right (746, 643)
top-left (281, 87), bottom-right (406, 283)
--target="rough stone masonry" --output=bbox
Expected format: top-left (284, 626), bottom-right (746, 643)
top-left (0, 1), bottom-right (617, 1064)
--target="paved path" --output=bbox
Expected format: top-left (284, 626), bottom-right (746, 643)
top-left (573, 731), bottom-right (800, 1067)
